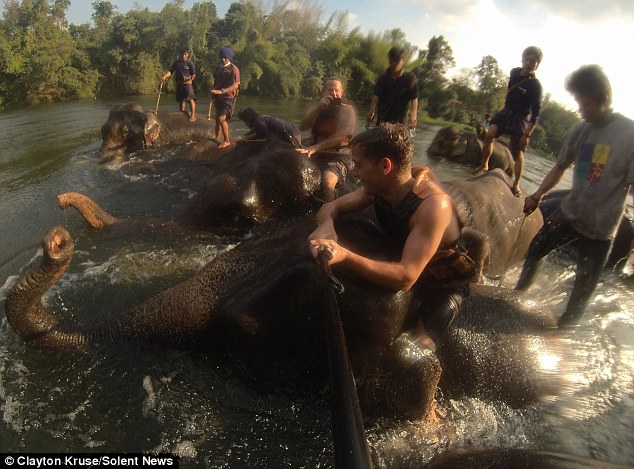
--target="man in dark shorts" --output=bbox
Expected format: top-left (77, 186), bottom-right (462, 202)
top-left (308, 123), bottom-right (478, 348)
top-left (474, 46), bottom-right (544, 197)
top-left (160, 47), bottom-right (197, 122)
top-left (237, 107), bottom-right (301, 146)
top-left (211, 47), bottom-right (240, 148)
top-left (298, 77), bottom-right (357, 201)
top-left (366, 46), bottom-right (418, 129)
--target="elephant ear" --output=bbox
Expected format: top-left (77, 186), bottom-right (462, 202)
top-left (144, 113), bottom-right (161, 147)
top-left (460, 226), bottom-right (489, 283)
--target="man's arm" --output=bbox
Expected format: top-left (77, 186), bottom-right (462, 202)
top-left (311, 194), bottom-right (453, 291)
top-left (367, 95), bottom-right (379, 123)
top-left (409, 98), bottom-right (418, 128)
top-left (524, 164), bottom-right (566, 213)
top-left (309, 187), bottom-right (374, 244)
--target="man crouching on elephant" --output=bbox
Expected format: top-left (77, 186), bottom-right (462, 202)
top-left (308, 123), bottom-right (478, 348)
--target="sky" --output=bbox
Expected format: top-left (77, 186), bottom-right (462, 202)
top-left (62, 0), bottom-right (634, 118)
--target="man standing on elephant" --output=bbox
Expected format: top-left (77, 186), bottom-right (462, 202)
top-left (366, 46), bottom-right (419, 130)
top-left (308, 123), bottom-right (478, 347)
top-left (298, 77), bottom-right (357, 202)
top-left (160, 47), bottom-right (197, 122)
top-left (516, 65), bottom-right (634, 328)
top-left (474, 46), bottom-right (544, 197)
top-left (211, 47), bottom-right (240, 148)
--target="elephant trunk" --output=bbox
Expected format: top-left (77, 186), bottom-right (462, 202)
top-left (5, 227), bottom-right (91, 352)
top-left (58, 192), bottom-right (119, 228)
top-left (5, 227), bottom-right (215, 353)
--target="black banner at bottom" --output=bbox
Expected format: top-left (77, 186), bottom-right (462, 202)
top-left (2, 454), bottom-right (179, 468)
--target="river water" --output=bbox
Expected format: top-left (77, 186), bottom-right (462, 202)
top-left (0, 96), bottom-right (632, 468)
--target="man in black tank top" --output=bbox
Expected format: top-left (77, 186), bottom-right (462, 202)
top-left (308, 123), bottom-right (477, 348)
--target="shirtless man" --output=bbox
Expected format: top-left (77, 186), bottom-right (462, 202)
top-left (299, 77), bottom-right (357, 201)
top-left (308, 123), bottom-right (478, 345)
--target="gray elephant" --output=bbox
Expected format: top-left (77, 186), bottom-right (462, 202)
top-left (6, 170), bottom-right (555, 423)
top-left (99, 103), bottom-right (216, 157)
top-left (428, 125), bottom-right (514, 177)
top-left (62, 140), bottom-right (341, 233)
top-left (59, 168), bottom-right (542, 278)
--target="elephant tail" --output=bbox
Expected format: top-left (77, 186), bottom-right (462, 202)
top-left (58, 192), bottom-right (119, 228)
top-left (5, 226), bottom-right (91, 352)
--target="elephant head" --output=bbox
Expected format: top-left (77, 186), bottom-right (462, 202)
top-left (99, 103), bottom-right (148, 157)
top-left (428, 126), bottom-right (514, 177)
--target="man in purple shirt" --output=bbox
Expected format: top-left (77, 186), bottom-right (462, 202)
top-left (211, 47), bottom-right (240, 147)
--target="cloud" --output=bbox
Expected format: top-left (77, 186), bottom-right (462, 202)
top-left (494, 0), bottom-right (634, 23)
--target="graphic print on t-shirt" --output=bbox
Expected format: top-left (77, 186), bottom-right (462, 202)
top-left (577, 143), bottom-right (611, 183)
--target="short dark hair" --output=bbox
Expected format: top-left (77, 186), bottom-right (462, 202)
top-left (522, 46), bottom-right (543, 63)
top-left (237, 107), bottom-right (259, 128)
top-left (565, 64), bottom-right (612, 106)
top-left (180, 47), bottom-right (189, 54)
top-left (388, 46), bottom-right (405, 62)
top-left (350, 123), bottom-right (412, 175)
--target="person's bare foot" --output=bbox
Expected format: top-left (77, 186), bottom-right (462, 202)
top-left (512, 186), bottom-right (523, 197)
top-left (473, 166), bottom-right (488, 176)
top-left (218, 141), bottom-right (230, 148)
top-left (188, 115), bottom-right (197, 122)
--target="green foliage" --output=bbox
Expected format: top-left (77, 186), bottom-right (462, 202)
top-left (0, 0), bottom-right (580, 154)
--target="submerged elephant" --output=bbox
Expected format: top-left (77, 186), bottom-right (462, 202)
top-left (59, 169), bottom-right (542, 278)
top-left (6, 170), bottom-right (556, 421)
top-left (428, 126), bottom-right (514, 177)
top-left (69, 140), bottom-right (326, 233)
top-left (99, 103), bottom-right (215, 157)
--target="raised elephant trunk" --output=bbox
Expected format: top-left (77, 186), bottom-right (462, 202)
top-left (58, 193), bottom-right (119, 228)
top-left (5, 227), bottom-right (91, 351)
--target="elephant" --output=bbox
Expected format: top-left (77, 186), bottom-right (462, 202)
top-left (59, 168), bottom-right (542, 278)
top-left (69, 140), bottom-right (327, 233)
top-left (99, 103), bottom-right (216, 158)
top-left (5, 170), bottom-right (556, 422)
top-left (539, 189), bottom-right (634, 274)
top-left (428, 125), bottom-right (515, 177)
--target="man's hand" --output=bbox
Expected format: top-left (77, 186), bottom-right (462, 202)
top-left (309, 239), bottom-right (346, 264)
top-left (296, 146), bottom-right (315, 158)
top-left (211, 89), bottom-right (223, 95)
top-left (319, 95), bottom-right (334, 108)
top-left (523, 193), bottom-right (541, 214)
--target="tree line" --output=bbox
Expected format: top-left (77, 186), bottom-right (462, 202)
top-left (0, 0), bottom-right (579, 156)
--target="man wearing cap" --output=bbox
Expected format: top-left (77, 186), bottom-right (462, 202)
top-left (161, 48), bottom-right (197, 122)
top-left (212, 47), bottom-right (241, 148)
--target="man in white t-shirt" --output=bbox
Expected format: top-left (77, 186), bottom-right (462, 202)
top-left (516, 64), bottom-right (634, 327)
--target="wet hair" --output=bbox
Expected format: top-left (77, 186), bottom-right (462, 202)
top-left (522, 46), bottom-right (543, 63)
top-left (565, 64), bottom-right (612, 106)
top-left (350, 123), bottom-right (412, 175)
top-left (237, 107), bottom-right (259, 128)
top-left (388, 46), bottom-right (405, 62)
